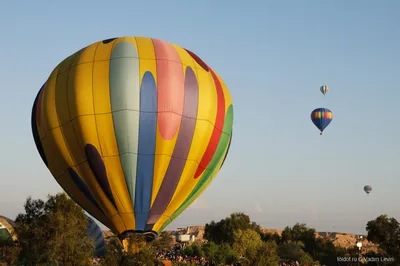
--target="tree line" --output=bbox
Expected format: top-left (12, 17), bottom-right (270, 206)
top-left (0, 193), bottom-right (399, 265)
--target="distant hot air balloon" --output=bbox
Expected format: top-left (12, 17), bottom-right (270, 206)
top-left (87, 216), bottom-right (106, 258)
top-left (311, 108), bottom-right (333, 135)
top-left (320, 85), bottom-right (328, 95)
top-left (364, 185), bottom-right (372, 195)
top-left (31, 37), bottom-right (233, 247)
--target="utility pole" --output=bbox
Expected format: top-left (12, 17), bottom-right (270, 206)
top-left (356, 235), bottom-right (363, 266)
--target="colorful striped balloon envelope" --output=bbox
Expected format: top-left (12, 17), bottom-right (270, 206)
top-left (87, 216), bottom-right (106, 257)
top-left (31, 37), bottom-right (233, 240)
top-left (320, 85), bottom-right (328, 95)
top-left (311, 108), bottom-right (332, 135)
top-left (0, 216), bottom-right (15, 245)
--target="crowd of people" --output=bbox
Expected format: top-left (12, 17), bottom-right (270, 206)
top-left (154, 246), bottom-right (322, 266)
top-left (156, 248), bottom-right (208, 265)
top-left (155, 252), bottom-right (319, 266)
top-left (278, 260), bottom-right (301, 265)
top-left (279, 260), bottom-right (318, 266)
top-left (155, 247), bottom-right (319, 266)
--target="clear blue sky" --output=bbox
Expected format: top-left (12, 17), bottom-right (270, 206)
top-left (1, 0), bottom-right (399, 235)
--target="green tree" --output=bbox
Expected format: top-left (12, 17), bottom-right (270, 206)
top-left (261, 232), bottom-right (281, 243)
top-left (15, 193), bottom-right (93, 266)
top-left (278, 241), bottom-right (306, 262)
top-left (346, 246), bottom-right (361, 257)
top-left (313, 237), bottom-right (344, 265)
top-left (366, 215), bottom-right (400, 261)
top-left (363, 251), bottom-right (383, 266)
top-left (202, 241), bottom-right (238, 265)
top-left (182, 245), bottom-right (194, 257)
top-left (151, 231), bottom-right (174, 251)
top-left (281, 226), bottom-right (293, 243)
top-left (232, 229), bottom-right (262, 261)
top-left (281, 223), bottom-right (317, 255)
top-left (253, 241), bottom-right (280, 266)
top-left (13, 197), bottom-right (46, 264)
top-left (190, 242), bottom-right (204, 257)
top-left (0, 244), bottom-right (21, 265)
top-left (182, 242), bottom-right (204, 257)
top-left (204, 213), bottom-right (260, 245)
top-left (299, 252), bottom-right (314, 265)
top-left (120, 246), bottom-right (163, 266)
top-left (202, 242), bottom-right (219, 265)
top-left (217, 243), bottom-right (238, 265)
top-left (100, 237), bottom-right (123, 266)
top-left (101, 237), bottom-right (163, 266)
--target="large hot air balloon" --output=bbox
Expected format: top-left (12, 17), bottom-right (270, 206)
top-left (311, 108), bottom-right (332, 135)
top-left (320, 85), bottom-right (328, 95)
top-left (31, 37), bottom-right (233, 244)
top-left (87, 216), bottom-right (106, 258)
top-left (0, 216), bottom-right (15, 246)
top-left (364, 185), bottom-right (372, 195)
